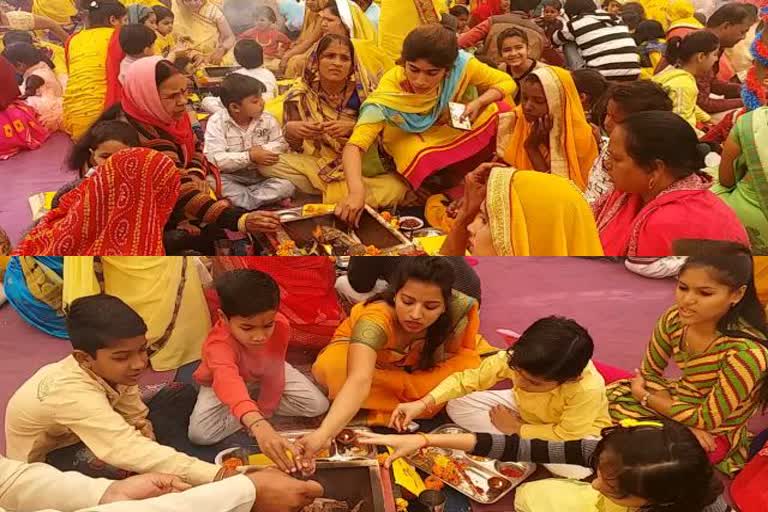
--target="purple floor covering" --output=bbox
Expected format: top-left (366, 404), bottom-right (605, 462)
top-left (0, 257), bottom-right (682, 454)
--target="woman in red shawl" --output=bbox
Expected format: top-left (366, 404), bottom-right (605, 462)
top-left (215, 256), bottom-right (344, 350)
top-left (0, 56), bottom-right (49, 160)
top-left (13, 147), bottom-right (180, 256)
top-left (100, 56), bottom-right (282, 253)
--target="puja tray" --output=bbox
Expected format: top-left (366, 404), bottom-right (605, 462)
top-left (405, 424), bottom-right (536, 504)
top-left (215, 427), bottom-right (378, 467)
top-left (270, 205), bottom-right (419, 256)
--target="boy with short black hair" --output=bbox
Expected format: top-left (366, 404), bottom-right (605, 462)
top-left (391, 316), bottom-right (611, 453)
top-left (5, 294), bottom-right (221, 485)
top-left (189, 270), bottom-right (328, 470)
top-left (118, 23), bottom-right (157, 85)
top-left (571, 67), bottom-right (608, 123)
top-left (203, 73), bottom-right (295, 210)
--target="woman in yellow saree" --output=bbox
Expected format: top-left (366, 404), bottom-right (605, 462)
top-left (378, 0), bottom-right (447, 62)
top-left (261, 34), bottom-right (406, 208)
top-left (62, 0), bottom-right (127, 140)
top-left (297, 257), bottom-right (486, 460)
top-left (338, 24), bottom-right (516, 225)
top-left (439, 164), bottom-right (604, 256)
top-left (32, 0), bottom-right (77, 26)
top-left (171, 0), bottom-right (236, 65)
top-left (282, 0), bottom-right (376, 78)
top-left (497, 65), bottom-right (598, 191)
top-left (62, 256), bottom-right (211, 372)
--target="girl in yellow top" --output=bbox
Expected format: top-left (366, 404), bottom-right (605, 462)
top-left (497, 65), bottom-right (598, 192)
top-left (62, 0), bottom-right (127, 140)
top-left (338, 24), bottom-right (516, 226)
top-left (152, 5), bottom-right (177, 57)
top-left (297, 257), bottom-right (486, 460)
top-left (653, 31), bottom-right (719, 134)
top-left (437, 165), bottom-right (604, 256)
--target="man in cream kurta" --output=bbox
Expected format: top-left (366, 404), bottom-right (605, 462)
top-left (4, 355), bottom-right (219, 485)
top-left (0, 456), bottom-right (324, 512)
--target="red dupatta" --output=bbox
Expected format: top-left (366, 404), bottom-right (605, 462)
top-left (13, 148), bottom-right (180, 256)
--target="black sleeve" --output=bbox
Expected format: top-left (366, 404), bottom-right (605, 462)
top-left (471, 434), bottom-right (597, 468)
top-left (347, 256), bottom-right (399, 293)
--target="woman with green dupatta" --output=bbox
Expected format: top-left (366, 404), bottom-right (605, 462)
top-left (713, 106), bottom-right (768, 254)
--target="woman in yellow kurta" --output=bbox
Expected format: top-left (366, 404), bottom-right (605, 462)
top-left (61, 0), bottom-right (127, 140)
top-left (378, 0), bottom-right (447, 63)
top-left (438, 166), bottom-right (604, 256)
top-left (171, 0), bottom-right (236, 65)
top-left (62, 256), bottom-right (211, 372)
top-left (297, 257), bottom-right (485, 460)
top-left (338, 24), bottom-right (516, 225)
top-left (261, 35), bottom-right (406, 208)
top-left (498, 66), bottom-right (597, 191)
top-left (32, 0), bottom-right (77, 26)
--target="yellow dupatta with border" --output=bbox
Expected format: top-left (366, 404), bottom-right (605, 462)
top-left (487, 168), bottom-right (604, 256)
top-left (63, 256), bottom-right (211, 371)
top-left (502, 66), bottom-right (597, 191)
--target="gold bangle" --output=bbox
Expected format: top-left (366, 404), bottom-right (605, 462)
top-left (417, 432), bottom-right (430, 448)
top-left (237, 214), bottom-right (249, 233)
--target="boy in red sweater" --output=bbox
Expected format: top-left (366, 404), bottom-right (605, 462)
top-left (188, 269), bottom-right (329, 471)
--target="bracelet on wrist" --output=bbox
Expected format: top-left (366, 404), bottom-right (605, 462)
top-left (237, 213), bottom-right (249, 233)
top-left (245, 417), bottom-right (267, 431)
top-left (641, 392), bottom-right (651, 408)
top-left (417, 432), bottom-right (430, 448)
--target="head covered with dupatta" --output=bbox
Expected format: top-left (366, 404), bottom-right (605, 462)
top-left (482, 168), bottom-right (604, 256)
top-left (14, 148), bottom-right (180, 256)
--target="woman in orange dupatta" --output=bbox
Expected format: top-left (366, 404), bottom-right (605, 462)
top-left (497, 65), bottom-right (598, 191)
top-left (13, 148), bottom-right (180, 256)
top-left (62, 0), bottom-right (126, 140)
top-left (297, 257), bottom-right (487, 460)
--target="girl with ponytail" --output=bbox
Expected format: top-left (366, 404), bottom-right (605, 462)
top-left (653, 31), bottom-right (720, 133)
top-left (608, 240), bottom-right (768, 475)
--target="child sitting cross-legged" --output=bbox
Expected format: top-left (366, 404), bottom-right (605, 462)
top-left (203, 74), bottom-right (295, 211)
top-left (390, 316), bottom-right (612, 478)
top-left (188, 270), bottom-right (329, 471)
top-left (4, 294), bottom-right (222, 485)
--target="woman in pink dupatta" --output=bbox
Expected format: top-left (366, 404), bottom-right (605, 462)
top-left (0, 56), bottom-right (49, 160)
top-left (594, 111), bottom-right (749, 256)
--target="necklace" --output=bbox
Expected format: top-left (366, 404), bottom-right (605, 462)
top-left (681, 326), bottom-right (720, 364)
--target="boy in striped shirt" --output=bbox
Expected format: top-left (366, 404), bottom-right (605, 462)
top-left (553, 0), bottom-right (640, 81)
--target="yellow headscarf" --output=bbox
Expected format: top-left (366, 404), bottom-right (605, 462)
top-left (503, 66), bottom-right (598, 191)
top-left (486, 168), bottom-right (604, 256)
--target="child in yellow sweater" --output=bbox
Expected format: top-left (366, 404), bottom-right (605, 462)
top-left (390, 316), bottom-right (612, 478)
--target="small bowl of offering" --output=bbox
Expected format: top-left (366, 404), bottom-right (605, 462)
top-left (336, 429), bottom-right (358, 445)
top-left (487, 477), bottom-right (511, 494)
top-left (495, 462), bottom-right (526, 479)
top-left (398, 216), bottom-right (424, 232)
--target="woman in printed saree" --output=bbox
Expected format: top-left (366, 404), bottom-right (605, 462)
top-left (439, 164), bottom-right (604, 256)
top-left (296, 257), bottom-right (487, 461)
top-left (63, 256), bottom-right (211, 371)
top-left (0, 56), bottom-right (49, 160)
top-left (712, 107), bottom-right (768, 255)
top-left (260, 35), bottom-right (406, 208)
top-left (377, 0), bottom-right (446, 63)
top-left (337, 24), bottom-right (516, 225)
top-left (61, 0), bottom-right (126, 140)
top-left (282, 0), bottom-right (375, 78)
top-left (594, 111), bottom-right (749, 257)
top-left (607, 243), bottom-right (768, 474)
top-left (171, 0), bottom-right (235, 65)
top-left (4, 257), bottom-right (67, 338)
top-left (13, 148), bottom-right (180, 256)
top-left (497, 66), bottom-right (598, 192)
top-left (105, 56), bottom-right (282, 250)
top-left (280, 0), bottom-right (326, 76)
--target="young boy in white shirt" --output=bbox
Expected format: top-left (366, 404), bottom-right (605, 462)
top-left (204, 73), bottom-right (294, 211)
